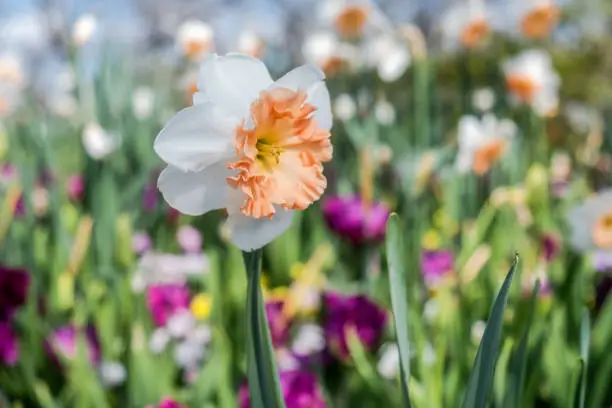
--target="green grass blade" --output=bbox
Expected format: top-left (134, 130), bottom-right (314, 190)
top-left (577, 308), bottom-right (590, 408)
top-left (503, 280), bottom-right (540, 408)
top-left (243, 250), bottom-right (286, 408)
top-left (462, 255), bottom-right (518, 408)
top-left (385, 214), bottom-right (412, 408)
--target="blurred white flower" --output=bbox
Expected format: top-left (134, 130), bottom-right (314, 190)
top-left (0, 51), bottom-right (26, 116)
top-left (132, 252), bottom-right (209, 292)
top-left (423, 298), bottom-right (440, 323)
top-left (374, 98), bottom-right (396, 125)
top-left (567, 189), bottom-right (612, 255)
top-left (377, 343), bottom-right (399, 379)
top-left (176, 20), bottom-right (214, 61)
top-left (189, 325), bottom-right (212, 345)
top-left (439, 0), bottom-right (489, 50)
top-left (82, 122), bottom-right (119, 160)
top-left (334, 93), bottom-right (357, 121)
top-left (155, 53), bottom-right (332, 251)
top-left (166, 310), bottom-right (196, 339)
top-left (302, 31), bottom-right (358, 76)
top-left (149, 327), bottom-right (170, 354)
top-left (72, 14), bottom-right (98, 47)
top-left (276, 348), bottom-right (300, 371)
top-left (99, 361), bottom-right (126, 387)
top-left (237, 30), bottom-right (264, 57)
top-left (502, 49), bottom-right (560, 117)
top-left (455, 114), bottom-right (516, 175)
top-left (470, 320), bottom-right (487, 344)
top-left (564, 102), bottom-right (600, 134)
top-left (472, 88), bottom-right (495, 112)
top-left (174, 338), bottom-right (206, 369)
top-left (132, 87), bottom-right (155, 120)
top-left (321, 0), bottom-right (380, 39)
top-left (0, 12), bottom-right (49, 56)
top-left (492, 0), bottom-right (559, 40)
top-left (362, 34), bottom-right (410, 83)
top-left (292, 324), bottom-right (325, 356)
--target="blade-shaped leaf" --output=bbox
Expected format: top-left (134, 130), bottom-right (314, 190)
top-left (385, 214), bottom-right (412, 407)
top-left (462, 255), bottom-right (518, 408)
top-left (577, 308), bottom-right (590, 408)
top-left (503, 280), bottom-right (540, 408)
top-left (243, 250), bottom-right (286, 408)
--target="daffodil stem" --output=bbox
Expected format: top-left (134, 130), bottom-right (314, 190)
top-left (243, 249), bottom-right (286, 408)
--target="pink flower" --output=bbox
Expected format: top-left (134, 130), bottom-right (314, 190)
top-left (146, 284), bottom-right (190, 326)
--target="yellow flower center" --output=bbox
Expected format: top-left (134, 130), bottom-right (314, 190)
top-left (335, 5), bottom-right (369, 39)
top-left (521, 4), bottom-right (559, 39)
top-left (226, 88), bottom-right (332, 219)
top-left (190, 294), bottom-right (212, 320)
top-left (460, 19), bottom-right (490, 48)
top-left (593, 212), bottom-right (612, 249)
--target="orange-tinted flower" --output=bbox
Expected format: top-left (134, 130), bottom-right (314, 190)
top-left (521, 4), bottom-right (559, 39)
top-left (593, 212), bottom-right (612, 250)
top-left (335, 5), bottom-right (369, 39)
top-left (460, 19), bottom-right (490, 48)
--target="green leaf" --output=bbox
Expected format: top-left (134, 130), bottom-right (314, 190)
top-left (576, 308), bottom-right (590, 408)
top-left (462, 255), bottom-right (518, 408)
top-left (385, 214), bottom-right (412, 408)
top-left (243, 249), bottom-right (286, 408)
top-left (503, 280), bottom-right (540, 408)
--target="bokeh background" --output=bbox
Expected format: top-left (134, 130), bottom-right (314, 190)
top-left (1, 0), bottom-right (612, 407)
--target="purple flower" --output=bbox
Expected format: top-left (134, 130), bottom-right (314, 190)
top-left (157, 398), bottom-right (185, 408)
top-left (322, 195), bottom-right (390, 245)
top-left (65, 174), bottom-right (85, 202)
top-left (421, 251), bottom-right (454, 288)
top-left (0, 266), bottom-right (30, 322)
top-left (176, 225), bottom-right (202, 253)
top-left (132, 232), bottom-right (152, 254)
top-left (239, 370), bottom-right (327, 408)
top-left (266, 300), bottom-right (292, 348)
top-left (541, 234), bottom-right (561, 262)
top-left (323, 292), bottom-right (387, 359)
top-left (46, 325), bottom-right (101, 365)
top-left (146, 284), bottom-right (190, 326)
top-left (594, 251), bottom-right (612, 272)
top-left (143, 182), bottom-right (158, 212)
top-left (0, 322), bottom-right (19, 366)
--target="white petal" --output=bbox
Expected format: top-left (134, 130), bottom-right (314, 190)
top-left (308, 81), bottom-right (333, 130)
top-left (154, 102), bottom-right (236, 172)
top-left (273, 65), bottom-right (332, 130)
top-left (273, 64), bottom-right (325, 91)
top-left (196, 53), bottom-right (273, 118)
top-left (158, 164), bottom-right (231, 216)
top-left (226, 209), bottom-right (294, 251)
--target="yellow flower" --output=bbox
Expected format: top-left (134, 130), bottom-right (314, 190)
top-left (190, 294), bottom-right (212, 320)
top-left (422, 229), bottom-right (441, 250)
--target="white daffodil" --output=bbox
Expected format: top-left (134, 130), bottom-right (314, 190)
top-left (502, 49), bottom-right (560, 117)
top-left (82, 122), bottom-right (119, 160)
top-left (374, 98), bottom-right (396, 125)
top-left (333, 93), bottom-right (357, 122)
top-left (302, 31), bottom-right (358, 76)
top-left (439, 0), bottom-right (490, 50)
top-left (72, 14), bottom-right (98, 47)
top-left (455, 114), bottom-right (516, 175)
top-left (567, 189), bottom-right (612, 255)
top-left (361, 33), bottom-right (411, 83)
top-left (492, 0), bottom-right (560, 40)
top-left (132, 86), bottom-right (155, 120)
top-left (472, 87), bottom-right (496, 112)
top-left (237, 30), bottom-right (265, 57)
top-left (377, 343), bottom-right (400, 379)
top-left (176, 20), bottom-right (214, 61)
top-left (320, 0), bottom-right (382, 40)
top-left (154, 53), bottom-right (333, 251)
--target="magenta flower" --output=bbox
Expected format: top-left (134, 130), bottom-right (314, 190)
top-left (420, 251), bottom-right (454, 288)
top-left (541, 234), bottom-right (561, 262)
top-left (157, 398), bottom-right (185, 408)
top-left (322, 195), bottom-right (390, 245)
top-left (239, 370), bottom-right (327, 408)
top-left (265, 300), bottom-right (292, 348)
top-left (176, 225), bottom-right (202, 253)
top-left (65, 174), bottom-right (85, 202)
top-left (46, 325), bottom-right (101, 365)
top-left (143, 182), bottom-right (159, 212)
top-left (146, 284), bottom-right (190, 326)
top-left (0, 322), bottom-right (19, 366)
top-left (322, 292), bottom-right (387, 359)
top-left (0, 266), bottom-right (30, 322)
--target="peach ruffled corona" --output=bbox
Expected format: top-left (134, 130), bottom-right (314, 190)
top-left (227, 89), bottom-right (332, 219)
top-left (154, 53), bottom-right (332, 251)
top-left (460, 19), bottom-right (489, 49)
top-left (335, 5), bottom-right (369, 38)
top-left (520, 3), bottom-right (559, 39)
